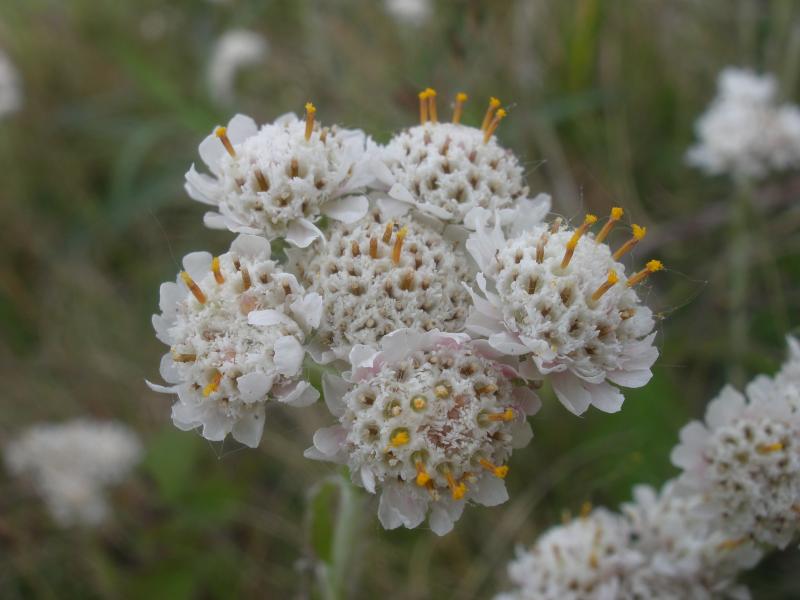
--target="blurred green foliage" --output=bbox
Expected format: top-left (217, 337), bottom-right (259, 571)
top-left (1, 0), bottom-right (799, 598)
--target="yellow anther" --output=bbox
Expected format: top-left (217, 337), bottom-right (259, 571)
top-left (392, 225), bottom-right (408, 265)
top-left (211, 256), bottom-right (224, 284)
top-left (591, 270), bottom-right (619, 302)
top-left (487, 408), bottom-right (515, 422)
top-left (612, 224), bottom-right (647, 260)
top-left (180, 271), bottom-right (207, 304)
top-left (290, 158), bottom-right (299, 178)
top-left (452, 92), bottom-right (468, 124)
top-left (418, 89), bottom-right (430, 124)
top-left (415, 461), bottom-right (431, 486)
top-left (483, 108), bottom-right (507, 143)
top-left (369, 237), bottom-right (378, 258)
top-left (382, 221), bottom-right (394, 244)
top-left (536, 232), bottom-right (550, 263)
top-left (203, 370), bottom-right (222, 397)
top-left (757, 442), bottom-right (784, 454)
top-left (580, 501), bottom-right (593, 519)
top-left (481, 96), bottom-right (501, 131)
top-left (411, 395), bottom-right (427, 411)
top-left (434, 384), bottom-right (450, 398)
top-left (717, 538), bottom-right (746, 551)
top-left (171, 351), bottom-right (197, 363)
top-left (475, 383), bottom-right (498, 395)
top-left (561, 214), bottom-right (598, 269)
top-left (240, 265), bottom-right (252, 291)
top-left (426, 88), bottom-right (438, 122)
top-left (479, 458), bottom-right (509, 479)
top-left (444, 471), bottom-right (467, 500)
top-left (390, 429), bottom-right (410, 447)
top-left (304, 102), bottom-right (316, 141)
top-left (254, 169), bottom-right (269, 191)
top-left (595, 206), bottom-right (624, 244)
top-left (626, 259), bottom-right (663, 287)
top-left (351, 240), bottom-right (360, 257)
top-left (215, 126), bottom-right (236, 157)
top-left (550, 217), bottom-right (563, 234)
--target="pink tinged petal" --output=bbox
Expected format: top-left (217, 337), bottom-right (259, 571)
top-left (230, 233), bottom-right (270, 260)
top-left (312, 425), bottom-right (347, 457)
top-left (488, 332), bottom-right (530, 356)
top-left (203, 211), bottom-right (229, 230)
top-left (236, 372), bottom-right (274, 403)
top-left (510, 419), bottom-right (534, 449)
top-left (303, 446), bottom-right (332, 461)
top-left (471, 476), bottom-right (509, 507)
top-left (226, 113), bottom-right (258, 144)
top-left (550, 371), bottom-right (593, 415)
top-left (182, 251), bottom-right (213, 281)
top-left (146, 380), bottom-right (178, 394)
top-left (360, 466), bottom-right (376, 494)
top-left (377, 484), bottom-right (427, 530)
top-left (512, 386), bottom-right (542, 416)
top-left (159, 353), bottom-right (181, 384)
top-left (285, 218), bottom-right (324, 248)
top-left (705, 385), bottom-right (746, 428)
top-left (587, 382), bottom-right (625, 413)
top-left (606, 368), bottom-right (652, 388)
top-left (277, 381), bottom-right (319, 407)
top-left (290, 293), bottom-right (323, 330)
top-left (322, 372), bottom-right (349, 417)
top-left (380, 329), bottom-right (426, 363)
top-left (248, 309), bottom-right (296, 327)
top-left (375, 196), bottom-right (411, 219)
top-left (198, 132), bottom-right (224, 174)
top-left (518, 358), bottom-right (543, 381)
top-left (184, 164), bottom-right (220, 205)
top-left (321, 195), bottom-right (369, 224)
top-left (231, 407), bottom-right (266, 448)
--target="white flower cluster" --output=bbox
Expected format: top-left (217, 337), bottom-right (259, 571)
top-left (687, 67), bottom-right (800, 179)
top-left (5, 420), bottom-right (142, 527)
top-left (148, 92), bottom-right (666, 535)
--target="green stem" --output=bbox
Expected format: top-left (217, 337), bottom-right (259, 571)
top-left (318, 473), bottom-right (362, 600)
top-left (728, 178), bottom-right (752, 387)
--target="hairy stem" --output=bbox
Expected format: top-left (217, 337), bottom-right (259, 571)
top-left (728, 178), bottom-right (753, 387)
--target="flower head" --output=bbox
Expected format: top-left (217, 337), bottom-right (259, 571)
top-left (377, 92), bottom-right (548, 227)
top-left (305, 329), bottom-right (540, 535)
top-left (5, 420), bottom-right (142, 526)
top-left (687, 67), bottom-right (800, 179)
top-left (148, 234), bottom-right (322, 447)
top-left (466, 210), bottom-right (660, 415)
top-left (293, 212), bottom-right (472, 362)
top-left (671, 374), bottom-right (800, 549)
top-left (186, 110), bottom-right (374, 246)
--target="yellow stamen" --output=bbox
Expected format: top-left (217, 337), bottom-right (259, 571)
top-left (595, 207), bottom-right (624, 244)
top-left (445, 471), bottom-right (467, 500)
top-left (304, 102), bottom-right (316, 141)
top-left (415, 461), bottom-right (431, 486)
top-left (411, 395), bottom-right (427, 411)
top-left (382, 221), bottom-right (394, 244)
top-left (418, 90), bottom-right (430, 124)
top-left (481, 96), bottom-right (501, 131)
top-left (180, 271), bottom-right (206, 304)
top-left (203, 370), bottom-right (222, 397)
top-left (368, 237), bottom-right (378, 258)
top-left (475, 383), bottom-right (498, 395)
top-left (171, 351), bottom-right (196, 363)
top-left (211, 256), bottom-right (224, 284)
top-left (580, 501), bottom-right (593, 519)
top-left (536, 232), bottom-right (549, 263)
top-left (392, 225), bottom-right (408, 265)
top-left (561, 214), bottom-right (598, 269)
top-left (591, 270), bottom-right (619, 301)
top-left (757, 442), bottom-right (784, 454)
top-left (717, 538), bottom-right (746, 551)
top-left (479, 458), bottom-right (509, 479)
top-left (434, 384), bottom-right (450, 398)
top-left (214, 126), bottom-right (236, 157)
top-left (612, 224), bottom-right (647, 260)
top-left (550, 217), bottom-right (563, 234)
top-left (452, 92), bottom-right (468, 124)
top-left (427, 88), bottom-right (438, 122)
top-left (626, 259), bottom-right (663, 287)
top-left (390, 429), bottom-right (410, 447)
top-left (254, 169), bottom-right (269, 191)
top-left (483, 108), bottom-right (507, 143)
top-left (351, 240), bottom-right (360, 257)
top-left (487, 408), bottom-right (515, 422)
top-left (290, 158), bottom-right (299, 178)
top-left (241, 266), bottom-right (252, 291)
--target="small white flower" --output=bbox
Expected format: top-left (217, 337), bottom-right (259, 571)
top-left (0, 49), bottom-right (22, 118)
top-left (466, 210), bottom-right (660, 415)
top-left (305, 329), bottom-right (540, 536)
top-left (495, 508), bottom-right (643, 600)
top-left (207, 29), bottom-right (268, 105)
top-left (385, 0), bottom-right (432, 26)
top-left (5, 420), bottom-right (142, 527)
top-left (185, 108), bottom-right (374, 246)
top-left (671, 375), bottom-right (800, 549)
top-left (148, 234), bottom-right (321, 447)
top-left (687, 67), bottom-right (800, 179)
top-left (378, 94), bottom-right (545, 228)
top-left (293, 211), bottom-right (472, 363)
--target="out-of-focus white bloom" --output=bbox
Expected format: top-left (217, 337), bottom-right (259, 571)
top-left (0, 49), bottom-right (21, 118)
top-left (207, 29), bottom-right (268, 105)
top-left (466, 210), bottom-right (660, 415)
top-left (5, 420), bottom-right (142, 527)
top-left (622, 483), bottom-right (759, 599)
top-left (186, 112), bottom-right (375, 246)
top-left (495, 509), bottom-right (643, 600)
top-left (385, 0), bottom-right (432, 26)
top-left (671, 375), bottom-right (800, 549)
top-left (305, 329), bottom-right (540, 536)
top-left (148, 234), bottom-right (322, 447)
top-left (292, 211), bottom-right (472, 363)
top-left (687, 68), bottom-right (800, 179)
top-left (378, 110), bottom-right (545, 227)
top-left (750, 336), bottom-right (800, 411)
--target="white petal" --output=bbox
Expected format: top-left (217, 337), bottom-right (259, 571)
top-left (159, 353), bottom-right (182, 384)
top-left (200, 410), bottom-right (232, 442)
top-left (488, 332), bottom-right (531, 356)
top-left (248, 309), bottom-right (296, 327)
top-left (290, 293), bottom-right (323, 330)
top-left (510, 419), bottom-right (534, 449)
top-left (471, 476), bottom-right (509, 507)
top-left (203, 211), bottom-right (229, 230)
top-left (230, 233), bottom-right (270, 260)
top-left (146, 380), bottom-right (177, 394)
top-left (321, 195), bottom-right (369, 224)
top-left (388, 182), bottom-right (416, 204)
top-left (587, 381), bottom-right (625, 413)
top-left (375, 196), bottom-right (411, 219)
top-left (322, 372), bottom-right (349, 417)
top-left (550, 371), bottom-right (593, 415)
top-left (705, 385), bottom-right (746, 428)
top-left (184, 164), bottom-right (221, 205)
top-left (236, 372), bottom-right (274, 403)
top-left (274, 336), bottom-right (304, 376)
top-left (507, 193), bottom-right (552, 235)
top-left (429, 504), bottom-right (457, 536)
top-left (512, 386), bottom-right (542, 416)
top-left (182, 251), bottom-right (213, 281)
top-left (286, 218), bottom-right (324, 248)
top-left (360, 466), bottom-right (376, 494)
top-left (606, 368), bottom-right (652, 388)
top-left (312, 425), bottom-right (346, 456)
top-left (226, 113), bottom-right (258, 143)
top-left (158, 281), bottom-right (183, 315)
top-left (152, 314), bottom-right (173, 345)
top-left (231, 408), bottom-right (265, 448)
top-left (380, 328), bottom-right (426, 363)
top-left (198, 132), bottom-right (224, 174)
top-left (377, 484), bottom-right (427, 529)
top-left (277, 381), bottom-right (320, 407)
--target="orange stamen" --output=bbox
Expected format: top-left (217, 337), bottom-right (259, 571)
top-left (452, 92), bottom-right (468, 124)
top-left (481, 97), bottom-right (501, 131)
top-left (591, 270), bottom-right (619, 302)
top-left (626, 259), bottom-right (663, 287)
top-left (612, 224), bottom-right (646, 260)
top-left (483, 108), bottom-right (507, 143)
top-left (392, 226), bottom-right (408, 265)
top-left (561, 214), bottom-right (598, 269)
top-left (304, 102), bottom-right (316, 141)
top-left (214, 126), bottom-right (236, 157)
top-left (180, 271), bottom-right (206, 304)
top-left (595, 207), bottom-right (624, 244)
top-left (211, 257), bottom-right (224, 284)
